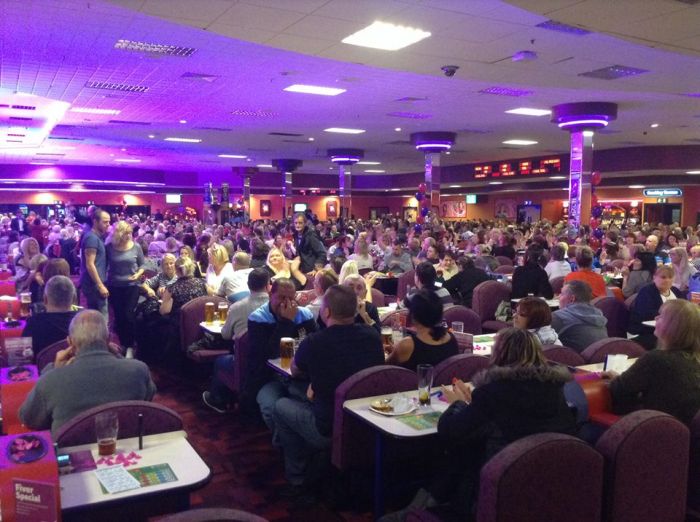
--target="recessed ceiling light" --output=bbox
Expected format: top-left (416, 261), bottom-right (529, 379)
top-left (445, 151), bottom-right (451, 155)
top-left (308, 137), bottom-right (315, 141)
top-left (257, 164), bottom-right (273, 168)
top-left (357, 161), bottom-right (381, 165)
top-left (650, 123), bottom-right (659, 128)
top-left (449, 185), bottom-right (460, 188)
top-left (29, 161), bottom-right (56, 166)
top-left (394, 127), bottom-right (402, 132)
top-left (364, 169), bottom-right (385, 173)
top-left (390, 188), bottom-right (400, 191)
top-left (687, 170), bottom-right (700, 174)
top-left (549, 176), bottom-right (566, 180)
top-left (148, 134), bottom-right (155, 139)
top-left (121, 148), bottom-right (127, 152)
top-left (583, 130), bottom-right (595, 137)
top-left (114, 158), bottom-right (141, 163)
top-left (324, 127), bottom-right (365, 134)
top-left (502, 139), bottom-right (538, 145)
top-left (109, 154), bottom-right (115, 157)
top-left (489, 181), bottom-right (504, 185)
top-left (629, 185), bottom-right (645, 188)
top-left (218, 154), bottom-right (246, 159)
top-left (165, 137), bottom-right (202, 143)
top-left (505, 108), bottom-right (551, 117)
top-left (342, 21), bottom-right (431, 51)
top-left (179, 119), bottom-right (187, 124)
top-left (283, 84), bottom-right (346, 96)
top-left (70, 107), bottom-right (121, 115)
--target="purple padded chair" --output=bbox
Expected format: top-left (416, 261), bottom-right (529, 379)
top-left (158, 508), bottom-right (268, 522)
top-left (180, 295), bottom-right (230, 364)
top-left (687, 411), bottom-right (700, 518)
top-left (380, 309), bottom-right (409, 328)
top-left (542, 344), bottom-right (586, 367)
top-left (215, 332), bottom-right (249, 397)
top-left (493, 265), bottom-right (514, 275)
top-left (36, 339), bottom-right (70, 372)
top-left (332, 365), bottom-right (416, 471)
top-left (495, 256), bottom-right (513, 267)
top-left (55, 400), bottom-right (183, 447)
top-left (596, 410), bottom-right (689, 522)
top-left (433, 354), bottom-right (490, 386)
top-left (371, 287), bottom-right (386, 308)
top-left (397, 270), bottom-right (416, 300)
top-left (624, 293), bottom-right (637, 310)
top-left (443, 305), bottom-right (482, 335)
top-left (471, 281), bottom-right (511, 333)
top-left (591, 296), bottom-right (629, 338)
top-left (550, 276), bottom-right (566, 296)
top-left (580, 338), bottom-right (645, 364)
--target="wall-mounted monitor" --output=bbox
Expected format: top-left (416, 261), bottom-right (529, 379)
top-left (165, 194), bottom-right (182, 204)
top-left (293, 203), bottom-right (308, 212)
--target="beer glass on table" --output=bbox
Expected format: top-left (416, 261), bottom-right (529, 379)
top-left (218, 302), bottom-right (228, 323)
top-left (417, 364), bottom-right (434, 407)
top-left (20, 292), bottom-right (31, 317)
top-left (95, 411), bottom-right (119, 456)
top-left (381, 327), bottom-right (393, 354)
top-left (280, 337), bottom-right (295, 369)
top-left (204, 302), bottom-right (215, 324)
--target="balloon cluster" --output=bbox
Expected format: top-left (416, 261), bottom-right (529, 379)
top-left (415, 182), bottom-right (430, 225)
top-left (590, 171), bottom-right (603, 229)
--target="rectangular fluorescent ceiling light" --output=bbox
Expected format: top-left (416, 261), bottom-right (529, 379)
top-left (686, 170), bottom-right (700, 174)
top-left (218, 154), bottom-right (246, 159)
top-left (164, 137), bottom-right (202, 143)
top-left (70, 107), bottom-right (121, 115)
top-left (324, 127), bottom-right (365, 134)
top-left (283, 84), bottom-right (346, 96)
top-left (342, 21), bottom-right (431, 51)
top-left (257, 164), bottom-right (273, 168)
top-left (505, 108), bottom-right (551, 117)
top-left (114, 158), bottom-right (141, 163)
top-left (503, 139), bottom-right (538, 145)
top-left (364, 169), bottom-right (385, 173)
top-left (357, 161), bottom-right (381, 165)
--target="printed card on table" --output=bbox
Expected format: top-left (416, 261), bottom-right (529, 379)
top-left (13, 479), bottom-right (58, 522)
top-left (396, 411), bottom-right (442, 430)
top-left (4, 337), bottom-right (34, 366)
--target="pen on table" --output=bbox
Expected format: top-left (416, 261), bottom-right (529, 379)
top-left (430, 390), bottom-right (442, 398)
top-left (137, 413), bottom-right (144, 450)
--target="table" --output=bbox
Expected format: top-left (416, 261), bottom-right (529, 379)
top-left (199, 321), bottom-right (222, 335)
top-left (0, 270), bottom-right (11, 281)
top-left (642, 320), bottom-right (656, 328)
top-left (511, 297), bottom-right (559, 309)
top-left (266, 357), bottom-right (292, 377)
top-left (576, 358), bottom-right (637, 374)
top-left (60, 431), bottom-right (211, 521)
top-left (0, 318), bottom-right (26, 366)
top-left (344, 392), bottom-right (449, 517)
top-left (0, 295), bottom-right (20, 319)
top-left (377, 305), bottom-right (399, 321)
top-left (471, 334), bottom-right (496, 356)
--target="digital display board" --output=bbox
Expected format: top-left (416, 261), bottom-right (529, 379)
top-left (473, 157), bottom-right (562, 179)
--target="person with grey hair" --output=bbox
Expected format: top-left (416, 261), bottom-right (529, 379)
top-left (218, 251), bottom-right (253, 302)
top-left (22, 275), bottom-right (78, 357)
top-left (551, 280), bottom-right (608, 353)
top-left (19, 310), bottom-right (156, 435)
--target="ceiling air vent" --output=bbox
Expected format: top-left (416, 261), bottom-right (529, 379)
top-left (459, 128), bottom-right (492, 134)
top-left (232, 109), bottom-right (277, 117)
top-left (48, 136), bottom-right (84, 141)
top-left (35, 152), bottom-right (66, 156)
top-left (85, 81), bottom-right (149, 93)
top-left (269, 132), bottom-right (303, 137)
top-left (9, 116), bottom-right (32, 121)
top-left (193, 126), bottom-right (233, 132)
top-left (108, 120), bottom-right (151, 126)
top-left (115, 39), bottom-right (196, 57)
top-left (395, 96), bottom-right (428, 102)
top-left (479, 86), bottom-right (533, 97)
top-left (386, 140), bottom-right (412, 146)
top-left (386, 111), bottom-right (432, 119)
top-left (11, 105), bottom-right (36, 111)
top-left (536, 20), bottom-right (591, 36)
top-left (578, 65), bottom-right (649, 80)
top-left (181, 72), bottom-right (218, 82)
top-left (675, 0), bottom-right (700, 5)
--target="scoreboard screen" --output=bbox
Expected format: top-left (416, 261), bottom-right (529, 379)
top-left (473, 157), bottom-right (561, 179)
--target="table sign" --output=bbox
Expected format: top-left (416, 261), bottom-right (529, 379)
top-left (0, 431), bottom-right (60, 522)
top-left (1, 364), bottom-right (38, 435)
top-left (4, 338), bottom-right (34, 366)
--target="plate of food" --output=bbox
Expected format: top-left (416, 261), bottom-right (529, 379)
top-left (369, 397), bottom-right (416, 416)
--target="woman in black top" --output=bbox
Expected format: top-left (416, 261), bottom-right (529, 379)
top-left (511, 245), bottom-right (553, 299)
top-left (386, 289), bottom-right (458, 371)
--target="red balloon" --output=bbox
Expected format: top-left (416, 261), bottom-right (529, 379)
top-left (591, 171), bottom-right (602, 186)
top-left (590, 218), bottom-right (600, 229)
top-left (416, 215), bottom-right (424, 224)
top-left (591, 194), bottom-right (599, 207)
top-left (418, 183), bottom-right (427, 193)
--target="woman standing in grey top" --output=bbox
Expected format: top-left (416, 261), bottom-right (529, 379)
top-left (107, 221), bottom-right (144, 355)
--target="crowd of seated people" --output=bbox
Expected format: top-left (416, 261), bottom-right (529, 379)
top-left (2, 205), bottom-right (700, 513)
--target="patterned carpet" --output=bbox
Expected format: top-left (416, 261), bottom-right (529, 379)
top-left (148, 363), bottom-right (374, 522)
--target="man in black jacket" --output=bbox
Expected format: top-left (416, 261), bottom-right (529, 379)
top-left (292, 213), bottom-right (327, 274)
top-left (444, 256), bottom-right (490, 308)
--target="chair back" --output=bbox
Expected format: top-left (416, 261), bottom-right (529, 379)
top-left (370, 287), bottom-right (385, 308)
top-left (472, 281), bottom-right (511, 322)
top-left (180, 295), bottom-right (229, 352)
top-left (396, 270), bottom-right (416, 300)
top-left (476, 433), bottom-right (603, 522)
top-left (36, 339), bottom-right (70, 372)
top-left (494, 265), bottom-right (514, 275)
top-left (233, 332), bottom-right (251, 396)
top-left (443, 305), bottom-right (482, 335)
top-left (380, 309), bottom-right (409, 328)
top-left (433, 354), bottom-right (490, 386)
top-left (550, 276), bottom-right (566, 295)
top-left (158, 509), bottom-right (268, 522)
top-left (580, 338), bottom-right (645, 364)
top-left (495, 256), bottom-right (513, 266)
top-left (55, 400), bottom-right (183, 447)
top-left (332, 365), bottom-right (416, 470)
top-left (591, 296), bottom-right (629, 337)
top-left (542, 344), bottom-right (586, 367)
top-left (595, 410), bottom-right (689, 522)
top-left (688, 410), bottom-right (700, 514)
top-left (624, 293), bottom-right (637, 310)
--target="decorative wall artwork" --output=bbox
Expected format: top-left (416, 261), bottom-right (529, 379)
top-left (403, 206), bottom-right (418, 221)
top-left (260, 200), bottom-right (271, 217)
top-left (442, 200), bottom-right (467, 218)
top-left (326, 200), bottom-right (338, 218)
top-left (494, 198), bottom-right (517, 220)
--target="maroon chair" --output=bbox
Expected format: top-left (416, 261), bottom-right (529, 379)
top-left (687, 410), bottom-right (700, 518)
top-left (542, 344), bottom-right (586, 367)
top-left (159, 509), bottom-right (268, 522)
top-left (397, 270), bottom-right (416, 300)
top-left (443, 305), bottom-right (482, 335)
top-left (332, 365), bottom-right (416, 471)
top-left (55, 400), bottom-right (183, 447)
top-left (550, 276), bottom-right (566, 295)
top-left (580, 338), bottom-right (645, 364)
top-left (180, 295), bottom-right (230, 364)
top-left (380, 309), bottom-right (409, 328)
top-left (370, 287), bottom-right (385, 308)
top-left (470, 433), bottom-right (603, 522)
top-left (596, 410), bottom-right (689, 522)
top-left (624, 293), bottom-right (637, 310)
top-left (495, 256), bottom-right (513, 267)
top-left (592, 296), bottom-right (629, 338)
top-left (214, 332), bottom-right (249, 398)
top-left (471, 280), bottom-right (511, 333)
top-left (36, 339), bottom-right (70, 373)
top-left (433, 354), bottom-right (490, 386)
top-left (493, 265), bottom-right (514, 275)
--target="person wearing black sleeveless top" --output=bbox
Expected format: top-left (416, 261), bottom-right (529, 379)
top-left (386, 289), bottom-right (458, 371)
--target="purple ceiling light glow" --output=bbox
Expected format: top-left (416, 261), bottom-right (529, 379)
top-left (411, 132), bottom-right (457, 154)
top-left (328, 148), bottom-right (364, 165)
top-left (415, 142), bottom-right (452, 151)
top-left (551, 102), bottom-right (618, 131)
top-left (558, 119), bottom-right (609, 129)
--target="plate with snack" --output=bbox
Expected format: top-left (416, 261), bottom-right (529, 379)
top-left (369, 396), bottom-right (416, 416)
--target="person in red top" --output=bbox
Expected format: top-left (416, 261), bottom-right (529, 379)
top-left (564, 246), bottom-right (607, 298)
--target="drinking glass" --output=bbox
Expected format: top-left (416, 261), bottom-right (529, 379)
top-left (381, 327), bottom-right (393, 353)
top-left (417, 364), bottom-right (434, 407)
top-left (19, 292), bottom-right (31, 317)
top-left (95, 411), bottom-right (119, 456)
top-left (451, 321), bottom-right (464, 333)
top-left (217, 302), bottom-right (228, 322)
top-left (204, 302), bottom-right (215, 324)
top-left (280, 337), bottom-right (294, 369)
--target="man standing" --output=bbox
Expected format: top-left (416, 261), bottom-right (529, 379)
top-left (19, 310), bottom-right (156, 435)
top-left (10, 209), bottom-right (26, 234)
top-left (79, 208), bottom-right (110, 318)
top-left (273, 285), bottom-right (384, 502)
top-left (551, 280), bottom-right (608, 353)
top-left (292, 213), bottom-right (326, 275)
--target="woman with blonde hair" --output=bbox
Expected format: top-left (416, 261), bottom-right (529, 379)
top-left (669, 246), bottom-right (697, 293)
top-left (14, 237), bottom-right (41, 286)
top-left (349, 236), bottom-right (374, 271)
top-left (106, 220), bottom-right (145, 356)
top-left (205, 243), bottom-right (234, 295)
top-left (606, 300), bottom-right (700, 425)
top-left (263, 247), bottom-right (306, 290)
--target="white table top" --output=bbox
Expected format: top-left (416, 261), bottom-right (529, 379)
top-left (511, 297), bottom-right (559, 308)
top-left (576, 358), bottom-right (637, 374)
top-left (199, 321), bottom-right (223, 335)
top-left (642, 320), bottom-right (656, 327)
top-left (60, 430), bottom-right (210, 510)
top-left (267, 357), bottom-right (292, 377)
top-left (344, 392), bottom-right (449, 438)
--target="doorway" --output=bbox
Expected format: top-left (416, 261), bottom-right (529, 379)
top-left (644, 203), bottom-right (682, 225)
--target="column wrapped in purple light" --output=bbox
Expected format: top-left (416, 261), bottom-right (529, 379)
top-left (272, 159), bottom-right (303, 219)
top-left (328, 149), bottom-right (363, 220)
top-left (411, 132), bottom-right (456, 212)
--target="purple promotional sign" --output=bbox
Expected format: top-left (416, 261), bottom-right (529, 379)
top-left (568, 131), bottom-right (583, 228)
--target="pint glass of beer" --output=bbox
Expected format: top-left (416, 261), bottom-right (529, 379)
top-left (19, 292), bottom-right (32, 317)
top-left (381, 327), bottom-right (393, 353)
top-left (95, 411), bottom-right (119, 456)
top-left (204, 302), bottom-right (215, 324)
top-left (280, 337), bottom-right (295, 369)
top-left (218, 302), bottom-right (229, 322)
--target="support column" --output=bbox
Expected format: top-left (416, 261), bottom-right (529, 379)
top-left (243, 175), bottom-right (251, 223)
top-left (411, 132), bottom-right (455, 221)
top-left (424, 152), bottom-right (442, 210)
top-left (328, 149), bottom-right (363, 221)
top-left (272, 159), bottom-right (303, 220)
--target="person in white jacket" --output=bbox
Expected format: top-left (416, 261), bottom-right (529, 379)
top-left (544, 244), bottom-right (571, 282)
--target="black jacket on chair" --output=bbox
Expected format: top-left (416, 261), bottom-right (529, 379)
top-left (444, 267), bottom-right (491, 308)
top-left (628, 283), bottom-right (684, 334)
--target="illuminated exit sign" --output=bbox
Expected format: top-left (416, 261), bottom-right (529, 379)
top-left (643, 188), bottom-right (682, 197)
